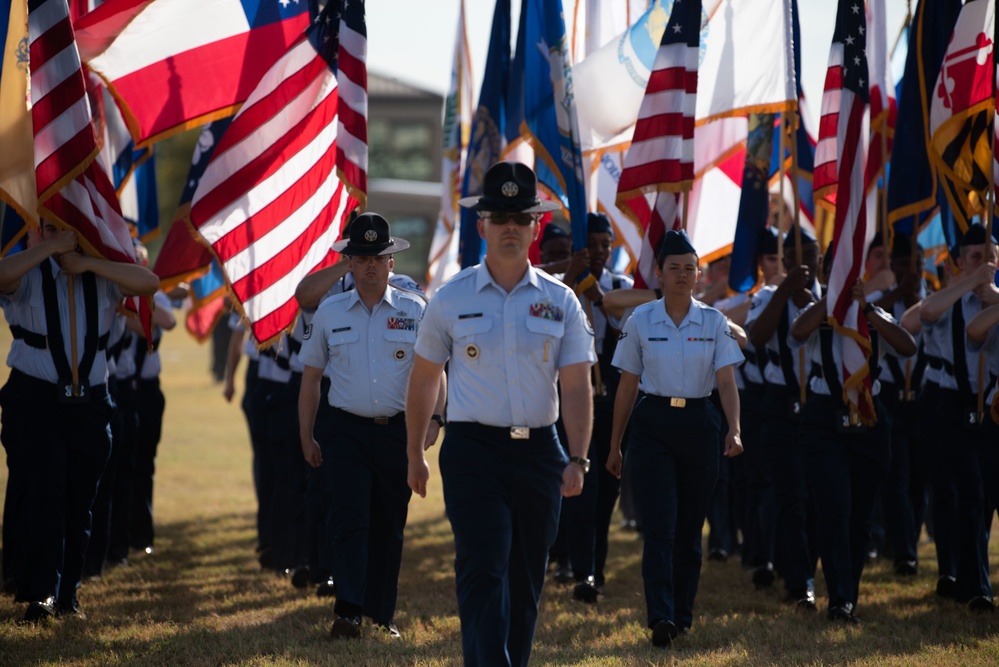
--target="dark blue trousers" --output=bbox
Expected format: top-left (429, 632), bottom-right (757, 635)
top-left (762, 385), bottom-right (815, 596)
top-left (441, 422), bottom-right (566, 667)
top-left (803, 395), bottom-right (890, 610)
top-left (707, 392), bottom-right (731, 556)
top-left (241, 362), bottom-right (276, 560)
top-left (978, 416), bottom-right (999, 594)
top-left (263, 375), bottom-right (307, 571)
top-left (0, 370), bottom-right (113, 606)
top-left (107, 378), bottom-right (138, 563)
top-left (128, 377), bottom-right (165, 551)
top-left (628, 395), bottom-right (720, 630)
top-left (878, 383), bottom-right (926, 565)
top-left (739, 383), bottom-right (775, 569)
top-left (321, 409), bottom-right (411, 624)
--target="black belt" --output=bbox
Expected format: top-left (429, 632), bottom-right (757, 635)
top-left (448, 422), bottom-right (554, 440)
top-left (10, 325), bottom-right (109, 351)
top-left (644, 394), bottom-right (709, 409)
top-left (7, 368), bottom-right (109, 402)
top-left (330, 405), bottom-right (404, 426)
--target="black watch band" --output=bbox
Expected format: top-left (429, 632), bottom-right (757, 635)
top-left (431, 414), bottom-right (446, 427)
top-left (569, 455), bottom-right (591, 473)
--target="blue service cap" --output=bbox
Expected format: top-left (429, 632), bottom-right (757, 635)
top-left (540, 223), bottom-right (570, 245)
top-left (783, 226), bottom-right (817, 247)
top-left (961, 222), bottom-right (988, 246)
top-left (657, 229), bottom-right (697, 264)
top-left (587, 212), bottom-right (615, 239)
top-left (758, 227), bottom-right (779, 255)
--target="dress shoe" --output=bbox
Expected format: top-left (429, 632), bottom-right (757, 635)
top-left (707, 549), bottom-right (728, 563)
top-left (374, 620), bottom-right (401, 638)
top-left (651, 619), bottom-right (679, 647)
top-left (752, 563), bottom-right (776, 589)
top-left (21, 597), bottom-right (57, 624)
top-left (827, 603), bottom-right (859, 625)
top-left (329, 614), bottom-right (362, 639)
top-left (552, 564), bottom-right (573, 584)
top-left (968, 596), bottom-right (995, 613)
top-left (936, 575), bottom-right (957, 599)
top-left (893, 560), bottom-right (918, 576)
top-left (291, 567), bottom-right (311, 589)
top-left (56, 597), bottom-right (84, 619)
top-left (572, 578), bottom-right (600, 604)
top-left (316, 578), bottom-right (337, 598)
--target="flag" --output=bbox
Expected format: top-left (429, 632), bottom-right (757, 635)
top-left (728, 113), bottom-right (777, 293)
top-left (822, 0), bottom-right (876, 425)
top-left (458, 0), bottom-right (510, 269)
top-left (74, 0), bottom-right (310, 147)
top-left (570, 0), bottom-right (648, 64)
top-left (616, 0), bottom-right (701, 215)
top-left (929, 0), bottom-right (994, 236)
top-left (29, 0), bottom-right (152, 338)
top-left (118, 150), bottom-right (158, 241)
top-left (0, 0), bottom-right (38, 224)
top-left (865, 0), bottom-right (897, 194)
top-left (152, 118), bottom-right (232, 292)
top-left (186, 259), bottom-right (227, 342)
top-left (189, 1), bottom-right (355, 347)
top-left (335, 0), bottom-right (367, 209)
top-left (887, 0), bottom-right (962, 235)
top-left (520, 0), bottom-right (590, 250)
top-left (426, 0), bottom-right (473, 296)
top-left (1, 202), bottom-right (29, 256)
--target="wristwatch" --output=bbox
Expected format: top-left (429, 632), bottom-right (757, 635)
top-left (569, 455), bottom-right (591, 473)
top-left (431, 414), bottom-right (446, 428)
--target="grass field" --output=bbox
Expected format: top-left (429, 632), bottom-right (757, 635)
top-left (1, 325), bottom-right (999, 666)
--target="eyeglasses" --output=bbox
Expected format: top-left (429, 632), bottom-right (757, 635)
top-left (349, 254), bottom-right (391, 264)
top-left (482, 212), bottom-right (539, 226)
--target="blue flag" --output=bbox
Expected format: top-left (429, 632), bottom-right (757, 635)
top-left (119, 150), bottom-right (160, 241)
top-left (729, 114), bottom-right (777, 293)
top-left (458, 0), bottom-right (511, 269)
top-left (1, 203), bottom-right (27, 257)
top-left (520, 0), bottom-right (589, 251)
top-left (887, 0), bottom-right (962, 236)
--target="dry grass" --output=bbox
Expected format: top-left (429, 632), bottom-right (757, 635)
top-left (1, 326), bottom-right (999, 665)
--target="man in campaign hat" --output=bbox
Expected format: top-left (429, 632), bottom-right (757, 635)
top-left (406, 161), bottom-right (596, 666)
top-left (299, 212), bottom-right (445, 639)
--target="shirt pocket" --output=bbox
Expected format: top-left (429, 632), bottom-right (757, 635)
top-left (384, 328), bottom-right (417, 367)
top-left (525, 316), bottom-right (566, 366)
top-left (452, 316), bottom-right (493, 367)
top-left (327, 328), bottom-right (360, 371)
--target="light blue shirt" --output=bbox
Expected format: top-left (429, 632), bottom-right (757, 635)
top-left (300, 285), bottom-right (425, 418)
top-left (612, 297), bottom-right (744, 398)
top-left (415, 262), bottom-right (596, 428)
top-left (967, 317), bottom-right (999, 407)
top-left (745, 283), bottom-right (822, 388)
top-left (878, 298), bottom-right (924, 387)
top-left (922, 292), bottom-right (985, 392)
top-left (0, 258), bottom-right (121, 386)
top-left (789, 302), bottom-right (908, 396)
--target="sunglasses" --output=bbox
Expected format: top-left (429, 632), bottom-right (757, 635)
top-left (482, 212), bottom-right (539, 226)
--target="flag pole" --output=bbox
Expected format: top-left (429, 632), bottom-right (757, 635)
top-left (789, 111), bottom-right (807, 407)
top-left (978, 181), bottom-right (994, 422)
top-left (67, 273), bottom-right (81, 396)
top-left (681, 189), bottom-right (690, 231)
top-left (777, 114), bottom-right (788, 270)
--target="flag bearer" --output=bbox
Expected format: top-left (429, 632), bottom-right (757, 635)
top-left (0, 220), bottom-right (158, 622)
top-left (606, 229), bottom-right (744, 648)
top-left (299, 213), bottom-right (442, 639)
top-left (790, 277), bottom-right (917, 624)
top-left (406, 161), bottom-right (595, 667)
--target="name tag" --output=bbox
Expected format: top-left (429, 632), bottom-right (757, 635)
top-left (330, 326), bottom-right (352, 334)
top-left (649, 337), bottom-right (669, 342)
top-left (687, 337), bottom-right (715, 342)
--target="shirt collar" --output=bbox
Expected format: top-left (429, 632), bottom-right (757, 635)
top-left (649, 296), bottom-right (703, 328)
top-left (474, 261), bottom-right (540, 294)
top-left (345, 285), bottom-right (393, 311)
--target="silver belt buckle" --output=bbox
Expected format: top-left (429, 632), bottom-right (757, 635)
top-left (670, 397), bottom-right (686, 408)
top-left (510, 426), bottom-right (530, 440)
top-left (373, 416), bottom-right (390, 425)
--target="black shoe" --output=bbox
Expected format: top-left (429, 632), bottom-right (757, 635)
top-left (572, 578), bottom-right (600, 604)
top-left (106, 556), bottom-right (129, 569)
top-left (707, 549), bottom-right (728, 562)
top-left (752, 563), bottom-right (776, 589)
top-left (865, 548), bottom-right (879, 563)
top-left (969, 596), bottom-right (995, 613)
top-left (330, 614), bottom-right (361, 639)
top-left (316, 578), bottom-right (337, 598)
top-left (56, 597), bottom-right (84, 619)
top-left (893, 560), bottom-right (918, 576)
top-left (291, 567), bottom-right (311, 589)
top-left (651, 619), bottom-right (679, 647)
top-left (21, 597), bottom-right (56, 624)
top-left (827, 603), bottom-right (859, 625)
top-left (784, 587), bottom-right (817, 611)
top-left (937, 576), bottom-right (957, 599)
top-left (374, 620), bottom-right (401, 638)
top-left (552, 564), bottom-right (573, 584)
top-left (258, 548), bottom-right (275, 571)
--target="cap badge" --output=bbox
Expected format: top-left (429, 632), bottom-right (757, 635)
top-left (364, 229), bottom-right (378, 242)
top-left (501, 181), bottom-right (519, 198)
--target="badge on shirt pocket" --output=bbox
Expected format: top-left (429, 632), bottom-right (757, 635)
top-left (385, 327), bottom-right (416, 364)
top-left (453, 316), bottom-right (492, 365)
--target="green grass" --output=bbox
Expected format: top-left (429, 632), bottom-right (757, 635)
top-left (1, 327), bottom-right (999, 665)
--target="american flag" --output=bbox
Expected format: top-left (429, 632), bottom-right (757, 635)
top-left (29, 0), bottom-right (137, 267)
top-left (336, 0), bottom-right (367, 209)
top-left (189, 1), bottom-right (356, 347)
top-left (864, 0), bottom-right (896, 193)
top-left (616, 0), bottom-right (699, 289)
top-left (820, 0), bottom-right (876, 424)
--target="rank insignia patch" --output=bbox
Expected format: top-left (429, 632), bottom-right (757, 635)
top-left (387, 317), bottom-right (416, 331)
top-left (529, 302), bottom-right (564, 322)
